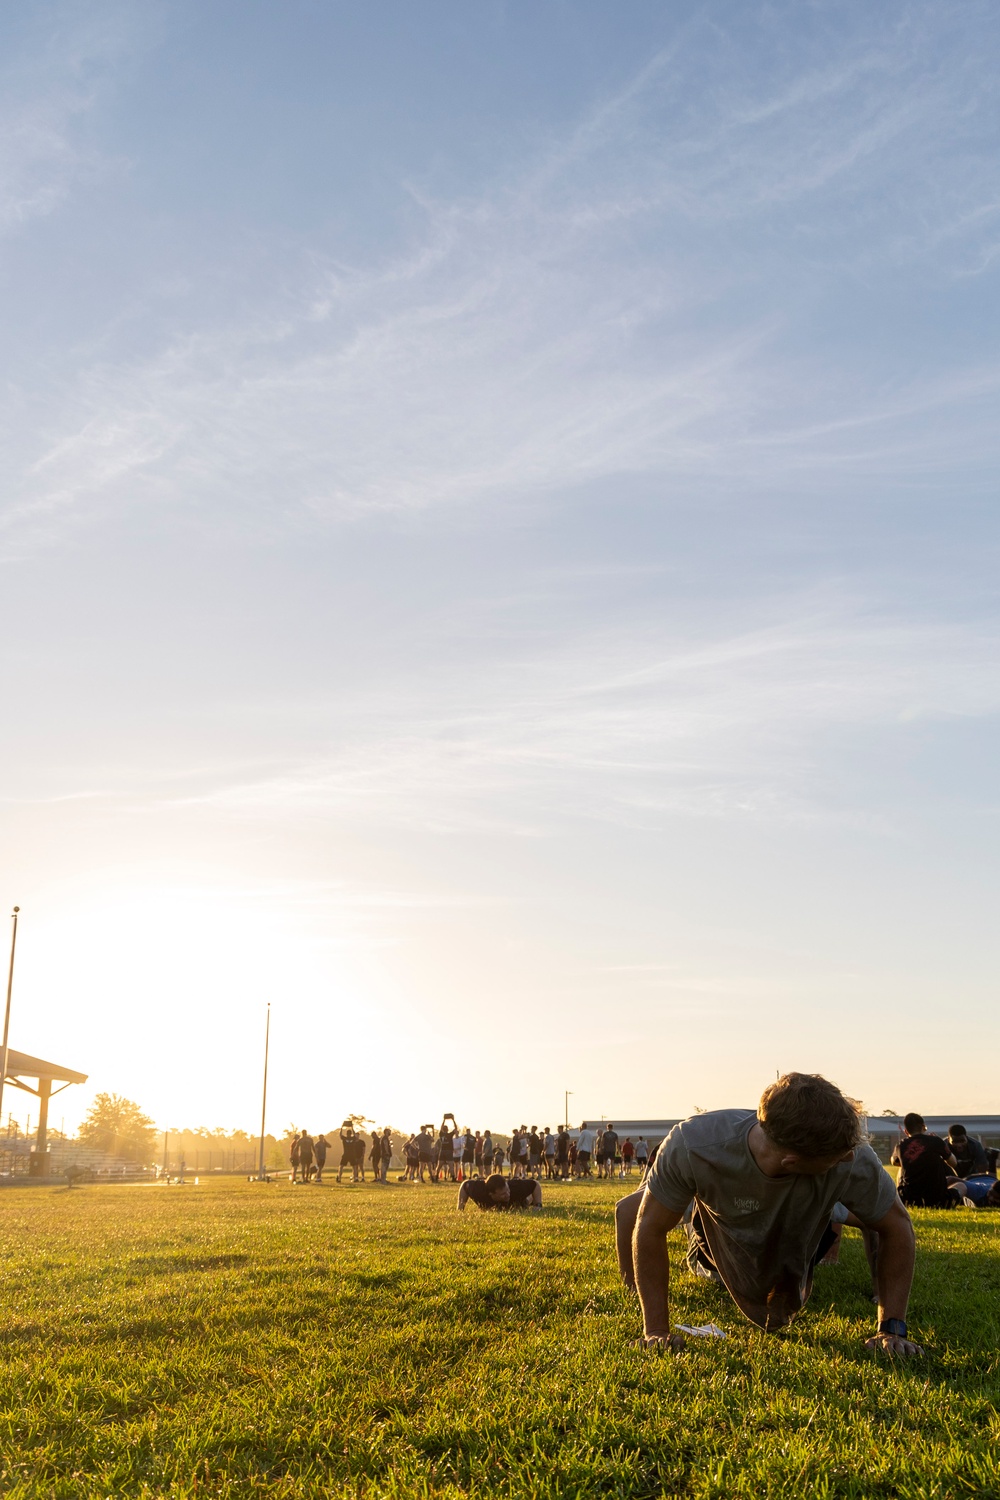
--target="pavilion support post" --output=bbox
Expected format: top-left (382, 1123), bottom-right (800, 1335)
top-left (30, 1078), bottom-right (52, 1177)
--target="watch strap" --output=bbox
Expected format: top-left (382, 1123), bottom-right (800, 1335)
top-left (878, 1317), bottom-right (907, 1338)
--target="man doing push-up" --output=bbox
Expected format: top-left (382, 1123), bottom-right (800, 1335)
top-left (615, 1072), bottom-right (923, 1357)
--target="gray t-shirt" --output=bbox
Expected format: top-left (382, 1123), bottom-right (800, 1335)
top-left (647, 1109), bottom-right (898, 1331)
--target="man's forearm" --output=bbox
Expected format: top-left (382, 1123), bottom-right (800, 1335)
top-left (633, 1223), bottom-right (671, 1337)
top-left (875, 1221), bottom-right (915, 1321)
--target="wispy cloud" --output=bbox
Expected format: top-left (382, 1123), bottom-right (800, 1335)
top-left (168, 602), bottom-right (1000, 833)
top-left (4, 5), bottom-right (1000, 550)
top-left (0, 6), bottom-right (138, 238)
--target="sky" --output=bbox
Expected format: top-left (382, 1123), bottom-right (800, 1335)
top-left (1, 1), bottom-right (999, 1139)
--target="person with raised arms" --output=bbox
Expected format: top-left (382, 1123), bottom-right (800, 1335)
top-left (616, 1072), bottom-right (923, 1358)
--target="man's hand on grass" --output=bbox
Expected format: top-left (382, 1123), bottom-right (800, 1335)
top-left (635, 1332), bottom-right (688, 1354)
top-left (864, 1331), bottom-right (925, 1358)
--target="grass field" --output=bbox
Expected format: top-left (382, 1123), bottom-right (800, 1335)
top-left (1, 1176), bottom-right (999, 1498)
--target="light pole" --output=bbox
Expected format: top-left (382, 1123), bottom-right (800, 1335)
top-left (257, 1003), bottom-right (271, 1180)
top-left (0, 907), bottom-right (20, 1131)
top-left (564, 1090), bottom-right (573, 1131)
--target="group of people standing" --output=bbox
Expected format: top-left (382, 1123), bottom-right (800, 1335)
top-left (288, 1124), bottom-right (395, 1184)
top-left (399, 1120), bottom-right (653, 1182)
top-left (573, 1125), bottom-right (650, 1178)
top-left (288, 1118), bottom-right (660, 1185)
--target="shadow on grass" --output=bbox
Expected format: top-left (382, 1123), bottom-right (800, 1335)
top-left (540, 1203), bottom-right (618, 1225)
top-left (128, 1252), bottom-right (251, 1274)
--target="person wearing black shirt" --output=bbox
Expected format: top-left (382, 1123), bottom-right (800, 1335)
top-left (598, 1126), bottom-right (619, 1179)
top-left (416, 1126), bottom-right (434, 1182)
top-left (892, 1113), bottom-right (965, 1208)
top-left (435, 1122), bottom-right (455, 1182)
top-left (456, 1173), bottom-right (543, 1211)
top-left (946, 1125), bottom-right (989, 1179)
top-left (337, 1125), bottom-right (357, 1184)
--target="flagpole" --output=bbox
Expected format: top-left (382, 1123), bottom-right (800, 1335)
top-left (257, 1003), bottom-right (271, 1180)
top-left (0, 908), bottom-right (20, 1130)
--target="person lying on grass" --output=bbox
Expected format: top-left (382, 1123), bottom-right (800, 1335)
top-left (457, 1173), bottom-right (542, 1211)
top-left (615, 1072), bottom-right (923, 1358)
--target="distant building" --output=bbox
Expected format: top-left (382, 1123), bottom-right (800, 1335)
top-left (865, 1115), bottom-right (1000, 1162)
top-left (575, 1114), bottom-right (1000, 1164)
top-left (575, 1119), bottom-right (683, 1145)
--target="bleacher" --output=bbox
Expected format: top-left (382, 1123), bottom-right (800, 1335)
top-left (0, 1140), bottom-right (153, 1182)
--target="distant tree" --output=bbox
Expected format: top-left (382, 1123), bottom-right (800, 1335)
top-left (880, 1108), bottom-right (899, 1118)
top-left (77, 1093), bottom-right (156, 1162)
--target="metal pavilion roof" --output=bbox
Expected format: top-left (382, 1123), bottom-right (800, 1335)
top-left (2, 1048), bottom-right (88, 1086)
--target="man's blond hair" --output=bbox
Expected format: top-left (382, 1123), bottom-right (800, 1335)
top-left (757, 1072), bottom-right (864, 1158)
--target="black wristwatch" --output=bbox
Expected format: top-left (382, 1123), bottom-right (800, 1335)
top-left (878, 1318), bottom-right (907, 1338)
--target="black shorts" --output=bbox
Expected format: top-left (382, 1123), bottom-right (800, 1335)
top-left (463, 1152), bottom-right (475, 1164)
top-left (578, 1151), bottom-right (591, 1165)
top-left (811, 1222), bottom-right (839, 1265)
top-left (899, 1187), bottom-right (961, 1210)
top-left (686, 1209), bottom-right (840, 1280)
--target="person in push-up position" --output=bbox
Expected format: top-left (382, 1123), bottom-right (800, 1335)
top-left (615, 1072), bottom-right (923, 1358)
top-left (457, 1173), bottom-right (542, 1211)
